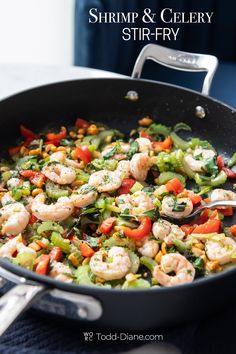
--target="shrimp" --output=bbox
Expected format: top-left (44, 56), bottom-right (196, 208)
top-left (42, 164), bottom-right (76, 185)
top-left (70, 184), bottom-right (98, 208)
top-left (135, 137), bottom-right (152, 153)
top-left (152, 219), bottom-right (185, 245)
top-left (50, 151), bottom-right (82, 169)
top-left (210, 188), bottom-right (236, 202)
top-left (153, 253), bottom-right (195, 286)
top-left (184, 155), bottom-right (205, 172)
top-left (1, 191), bottom-right (14, 205)
top-left (102, 142), bottom-right (130, 160)
top-left (115, 160), bottom-right (131, 180)
top-left (7, 177), bottom-right (22, 190)
top-left (89, 170), bottom-right (122, 193)
top-left (49, 262), bottom-right (73, 283)
top-left (31, 193), bottom-right (74, 222)
top-left (89, 246), bottom-right (131, 281)
top-left (138, 240), bottom-right (159, 258)
top-left (130, 153), bottom-right (151, 181)
top-left (184, 147), bottom-right (215, 172)
top-left (0, 235), bottom-right (22, 257)
top-left (117, 191), bottom-right (154, 215)
top-left (0, 203), bottom-right (30, 235)
top-left (161, 196), bottom-right (193, 219)
top-left (205, 236), bottom-right (236, 265)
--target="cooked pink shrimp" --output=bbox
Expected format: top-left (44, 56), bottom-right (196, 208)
top-left (130, 153), bottom-right (151, 181)
top-left (153, 253), bottom-right (195, 286)
top-left (31, 193), bottom-right (74, 222)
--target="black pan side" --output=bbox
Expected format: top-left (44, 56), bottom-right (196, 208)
top-left (0, 78), bottom-right (236, 330)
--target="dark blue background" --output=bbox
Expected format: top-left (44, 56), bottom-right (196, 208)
top-left (74, 0), bottom-right (236, 107)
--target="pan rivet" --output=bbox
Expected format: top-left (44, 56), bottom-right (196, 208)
top-left (125, 90), bottom-right (139, 102)
top-left (195, 106), bottom-right (206, 119)
top-left (78, 306), bottom-right (88, 319)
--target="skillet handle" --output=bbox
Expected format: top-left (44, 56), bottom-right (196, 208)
top-left (0, 283), bottom-right (46, 336)
top-left (131, 44), bottom-right (218, 95)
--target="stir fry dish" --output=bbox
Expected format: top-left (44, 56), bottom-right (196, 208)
top-left (0, 117), bottom-right (236, 288)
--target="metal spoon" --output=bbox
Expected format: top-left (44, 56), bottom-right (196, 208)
top-left (162, 200), bottom-right (236, 221)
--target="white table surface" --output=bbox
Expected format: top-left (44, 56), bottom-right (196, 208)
top-left (0, 64), bottom-right (123, 100)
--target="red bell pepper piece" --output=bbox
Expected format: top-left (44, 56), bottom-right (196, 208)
top-left (8, 146), bottom-right (21, 156)
top-left (218, 207), bottom-right (233, 216)
top-left (165, 178), bottom-right (184, 195)
top-left (20, 125), bottom-right (39, 140)
top-left (28, 214), bottom-right (38, 225)
top-left (117, 178), bottom-right (136, 195)
top-left (230, 225), bottom-right (236, 237)
top-left (46, 127), bottom-right (67, 142)
top-left (192, 219), bottom-right (221, 234)
top-left (216, 155), bottom-right (225, 171)
top-left (120, 217), bottom-right (152, 240)
top-left (80, 242), bottom-right (95, 257)
top-left (100, 217), bottom-right (116, 235)
top-left (20, 170), bottom-right (46, 188)
top-left (44, 139), bottom-right (60, 146)
top-left (152, 136), bottom-right (173, 152)
top-left (50, 246), bottom-right (63, 261)
top-left (187, 191), bottom-right (202, 205)
top-left (222, 167), bottom-right (236, 179)
top-left (139, 131), bottom-right (154, 141)
top-left (35, 254), bottom-right (50, 275)
top-left (73, 145), bottom-right (92, 164)
top-left (180, 224), bottom-right (194, 236)
top-left (75, 118), bottom-right (90, 129)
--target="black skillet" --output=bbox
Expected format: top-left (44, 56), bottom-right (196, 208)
top-left (0, 44), bottom-right (235, 334)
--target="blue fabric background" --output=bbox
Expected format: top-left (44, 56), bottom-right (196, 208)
top-left (1, 301), bottom-right (236, 354)
top-left (74, 0), bottom-right (236, 107)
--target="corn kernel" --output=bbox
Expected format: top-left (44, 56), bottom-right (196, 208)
top-left (32, 188), bottom-right (43, 197)
top-left (201, 254), bottom-right (207, 264)
top-left (71, 180), bottom-right (85, 188)
top-left (87, 124), bottom-right (98, 135)
top-left (55, 146), bottom-right (66, 152)
top-left (206, 260), bottom-right (222, 272)
top-left (95, 276), bottom-right (105, 283)
top-left (20, 146), bottom-right (28, 155)
top-left (195, 242), bottom-right (204, 250)
top-left (29, 148), bottom-right (40, 156)
top-left (138, 116), bottom-right (153, 126)
top-left (28, 242), bottom-right (41, 251)
top-left (155, 250), bottom-right (162, 264)
top-left (191, 246), bottom-right (204, 257)
top-left (45, 144), bottom-right (57, 153)
top-left (42, 152), bottom-right (49, 158)
top-left (161, 242), bottom-right (167, 255)
top-left (78, 128), bottom-right (86, 135)
top-left (68, 253), bottom-right (80, 267)
top-left (69, 131), bottom-right (77, 138)
top-left (82, 257), bottom-right (90, 265)
top-left (93, 151), bottom-right (101, 158)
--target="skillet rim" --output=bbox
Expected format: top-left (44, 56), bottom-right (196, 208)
top-left (0, 76), bottom-right (235, 294)
top-left (0, 76), bottom-right (235, 112)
